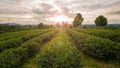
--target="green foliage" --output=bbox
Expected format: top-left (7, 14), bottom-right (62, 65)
top-left (75, 28), bottom-right (120, 42)
top-left (95, 15), bottom-right (108, 26)
top-left (0, 31), bottom-right (29, 41)
top-left (0, 29), bottom-right (55, 68)
top-left (0, 24), bottom-right (33, 33)
top-left (36, 30), bottom-right (82, 68)
top-left (0, 41), bottom-right (39, 68)
top-left (37, 23), bottom-right (53, 29)
top-left (0, 29), bottom-right (52, 53)
top-left (0, 30), bottom-right (42, 41)
top-left (38, 23), bottom-right (44, 28)
top-left (68, 29), bottom-right (120, 60)
top-left (73, 13), bottom-right (84, 27)
top-left (0, 37), bottom-right (23, 53)
top-left (0, 27), bottom-right (119, 68)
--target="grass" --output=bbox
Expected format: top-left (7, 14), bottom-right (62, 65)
top-left (68, 28), bottom-right (120, 68)
top-left (0, 28), bottom-right (120, 68)
top-left (80, 51), bottom-right (120, 68)
top-left (23, 29), bottom-right (82, 68)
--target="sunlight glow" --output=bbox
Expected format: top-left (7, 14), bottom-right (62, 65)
top-left (24, 15), bottom-right (33, 19)
top-left (49, 15), bottom-right (72, 23)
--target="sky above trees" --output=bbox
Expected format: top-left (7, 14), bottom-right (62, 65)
top-left (0, 0), bottom-right (120, 25)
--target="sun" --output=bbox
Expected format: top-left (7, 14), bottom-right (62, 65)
top-left (24, 14), bottom-right (33, 19)
top-left (49, 15), bottom-right (72, 23)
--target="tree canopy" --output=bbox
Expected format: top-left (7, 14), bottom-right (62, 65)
top-left (38, 23), bottom-right (44, 28)
top-left (95, 15), bottom-right (108, 26)
top-left (73, 13), bottom-right (84, 27)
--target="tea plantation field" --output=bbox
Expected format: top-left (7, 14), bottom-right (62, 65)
top-left (0, 28), bottom-right (120, 68)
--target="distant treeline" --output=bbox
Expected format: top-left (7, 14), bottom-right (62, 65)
top-left (0, 24), bottom-right (35, 33)
top-left (0, 23), bottom-right (54, 33)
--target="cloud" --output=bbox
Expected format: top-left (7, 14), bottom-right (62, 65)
top-left (0, 8), bottom-right (29, 14)
top-left (0, 0), bottom-right (120, 24)
top-left (71, 0), bottom-right (120, 12)
top-left (0, 0), bottom-right (21, 4)
top-left (32, 8), bottom-right (49, 14)
top-left (0, 0), bottom-right (31, 14)
top-left (108, 11), bottom-right (120, 15)
top-left (40, 3), bottom-right (53, 10)
top-left (60, 7), bottom-right (75, 18)
top-left (32, 3), bottom-right (54, 14)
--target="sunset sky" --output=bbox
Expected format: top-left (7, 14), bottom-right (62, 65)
top-left (0, 0), bottom-right (120, 25)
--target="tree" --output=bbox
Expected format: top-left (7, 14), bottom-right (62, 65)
top-left (62, 22), bottom-right (68, 28)
top-left (73, 13), bottom-right (84, 27)
top-left (38, 23), bottom-right (44, 28)
top-left (95, 15), bottom-right (108, 26)
top-left (56, 22), bottom-right (61, 28)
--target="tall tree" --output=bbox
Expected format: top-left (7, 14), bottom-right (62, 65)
top-left (73, 13), bottom-right (84, 27)
top-left (95, 15), bottom-right (108, 26)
